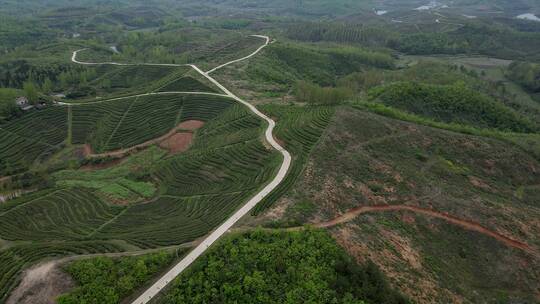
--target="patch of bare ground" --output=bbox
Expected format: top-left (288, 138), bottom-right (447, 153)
top-left (468, 175), bottom-right (494, 191)
top-left (331, 225), bottom-right (459, 304)
top-left (82, 144), bottom-right (93, 157)
top-left (7, 242), bottom-right (197, 304)
top-left (258, 198), bottom-right (294, 223)
top-left (177, 120), bottom-right (205, 130)
top-left (315, 204), bottom-right (538, 256)
top-left (6, 261), bottom-right (74, 304)
top-left (159, 132), bottom-right (193, 154)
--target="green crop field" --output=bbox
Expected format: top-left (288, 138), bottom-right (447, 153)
top-left (194, 36), bottom-right (265, 71)
top-left (97, 106), bottom-right (281, 247)
top-left (0, 106), bottom-right (68, 175)
top-left (0, 104), bottom-right (282, 298)
top-left (157, 76), bottom-right (219, 93)
top-left (0, 93), bottom-right (234, 175)
top-left (85, 65), bottom-right (192, 98)
top-left (0, 29), bottom-right (279, 302)
top-left (253, 105), bottom-right (335, 214)
top-left (71, 94), bottom-right (233, 152)
top-left (0, 188), bottom-right (123, 241)
top-left (2, 1), bottom-right (540, 303)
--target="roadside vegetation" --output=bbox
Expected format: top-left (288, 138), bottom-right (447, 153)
top-left (162, 229), bottom-right (410, 304)
top-left (58, 251), bottom-right (179, 304)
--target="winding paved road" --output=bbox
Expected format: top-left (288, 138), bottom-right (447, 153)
top-left (71, 35), bottom-right (292, 304)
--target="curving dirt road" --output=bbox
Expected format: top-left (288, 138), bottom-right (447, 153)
top-left (315, 204), bottom-right (538, 256)
top-left (71, 35), bottom-right (292, 304)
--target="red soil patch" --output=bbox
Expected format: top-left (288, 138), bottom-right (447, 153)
top-left (316, 204), bottom-right (538, 256)
top-left (159, 132), bottom-right (193, 153)
top-left (82, 144), bottom-right (93, 157)
top-left (274, 136), bottom-right (286, 148)
top-left (177, 120), bottom-right (205, 130)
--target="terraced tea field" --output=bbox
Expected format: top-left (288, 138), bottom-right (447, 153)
top-left (0, 34), bottom-right (296, 303)
top-left (0, 106), bottom-right (68, 175)
top-left (71, 94), bottom-right (234, 152)
top-left (192, 36), bottom-right (267, 71)
top-left (157, 76), bottom-right (219, 93)
top-left (253, 105), bottom-right (335, 214)
top-left (87, 65), bottom-right (217, 98)
top-left (0, 188), bottom-right (123, 241)
top-left (0, 103), bottom-right (283, 300)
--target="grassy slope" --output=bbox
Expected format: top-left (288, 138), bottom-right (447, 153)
top-left (260, 106), bottom-right (540, 303)
top-left (368, 81), bottom-right (537, 132)
top-left (399, 55), bottom-right (540, 127)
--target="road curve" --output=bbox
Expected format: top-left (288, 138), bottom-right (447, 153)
top-left (72, 35), bottom-right (292, 304)
top-left (206, 35), bottom-right (270, 74)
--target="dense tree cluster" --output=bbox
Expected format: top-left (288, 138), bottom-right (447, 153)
top-left (57, 251), bottom-right (174, 304)
top-left (248, 43), bottom-right (394, 87)
top-left (0, 60), bottom-right (98, 93)
top-left (296, 81), bottom-right (353, 104)
top-left (369, 81), bottom-right (536, 132)
top-left (507, 61), bottom-right (540, 92)
top-left (337, 62), bottom-right (482, 93)
top-left (0, 88), bottom-right (22, 122)
top-left (164, 229), bottom-right (409, 304)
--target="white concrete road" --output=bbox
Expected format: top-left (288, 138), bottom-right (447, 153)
top-left (72, 35), bottom-right (292, 304)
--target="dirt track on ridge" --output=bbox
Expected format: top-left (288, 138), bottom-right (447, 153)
top-left (315, 204), bottom-right (538, 256)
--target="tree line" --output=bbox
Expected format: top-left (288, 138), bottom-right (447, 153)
top-left (369, 81), bottom-right (537, 133)
top-left (507, 61), bottom-right (540, 92)
top-left (286, 21), bottom-right (540, 62)
top-left (164, 229), bottom-right (410, 304)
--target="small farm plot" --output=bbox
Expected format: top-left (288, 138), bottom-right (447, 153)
top-left (195, 36), bottom-right (266, 71)
top-left (88, 65), bottom-right (191, 97)
top-left (0, 188), bottom-right (124, 241)
top-left (0, 106), bottom-right (68, 175)
top-left (156, 140), bottom-right (279, 197)
top-left (97, 194), bottom-right (248, 248)
top-left (155, 106), bottom-right (280, 197)
top-left (97, 106), bottom-right (281, 247)
top-left (157, 76), bottom-right (219, 93)
top-left (70, 94), bottom-right (234, 153)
